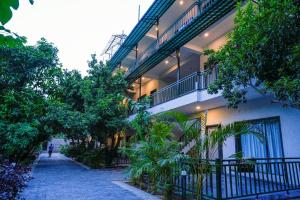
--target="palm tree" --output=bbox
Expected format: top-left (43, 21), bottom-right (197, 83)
top-left (122, 120), bottom-right (184, 200)
top-left (124, 110), bottom-right (264, 200)
top-left (161, 111), bottom-right (264, 199)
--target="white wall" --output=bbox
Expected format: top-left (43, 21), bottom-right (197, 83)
top-left (193, 97), bottom-right (300, 158)
top-left (206, 34), bottom-right (227, 51)
top-left (200, 34), bottom-right (228, 71)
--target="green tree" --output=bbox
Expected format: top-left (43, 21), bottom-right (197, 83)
top-left (123, 120), bottom-right (183, 200)
top-left (129, 98), bottom-right (152, 142)
top-left (82, 55), bottom-right (129, 165)
top-left (0, 38), bottom-right (62, 162)
top-left (205, 0), bottom-right (300, 108)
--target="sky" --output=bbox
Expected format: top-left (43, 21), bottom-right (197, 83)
top-left (6, 0), bottom-right (154, 75)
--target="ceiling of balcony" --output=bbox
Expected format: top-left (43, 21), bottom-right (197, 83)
top-left (185, 9), bottom-right (236, 50)
top-left (142, 46), bottom-right (200, 84)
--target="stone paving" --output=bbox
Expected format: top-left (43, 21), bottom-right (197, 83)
top-left (20, 153), bottom-right (143, 200)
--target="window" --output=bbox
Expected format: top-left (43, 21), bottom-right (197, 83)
top-left (236, 117), bottom-right (284, 159)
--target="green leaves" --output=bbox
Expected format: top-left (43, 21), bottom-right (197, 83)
top-left (0, 38), bottom-right (62, 162)
top-left (206, 0), bottom-right (300, 108)
top-left (0, 0), bottom-right (19, 25)
top-left (0, 0), bottom-right (34, 25)
top-left (124, 113), bottom-right (184, 195)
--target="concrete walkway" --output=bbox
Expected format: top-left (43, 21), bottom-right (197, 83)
top-left (20, 153), bottom-right (152, 200)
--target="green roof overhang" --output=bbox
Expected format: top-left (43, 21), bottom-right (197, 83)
top-left (108, 0), bottom-right (176, 70)
top-left (127, 0), bottom-right (238, 82)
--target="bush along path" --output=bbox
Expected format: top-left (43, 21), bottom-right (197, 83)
top-left (19, 153), bottom-right (146, 200)
top-left (0, 163), bottom-right (31, 200)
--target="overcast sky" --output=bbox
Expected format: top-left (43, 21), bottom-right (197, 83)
top-left (6, 0), bottom-right (154, 75)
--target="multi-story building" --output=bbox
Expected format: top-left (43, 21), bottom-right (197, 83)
top-left (109, 0), bottom-right (300, 199)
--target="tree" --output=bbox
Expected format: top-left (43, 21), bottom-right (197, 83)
top-left (205, 0), bottom-right (300, 108)
top-left (82, 55), bottom-right (129, 165)
top-left (0, 0), bottom-right (34, 34)
top-left (129, 98), bottom-right (152, 142)
top-left (0, 38), bottom-right (62, 162)
top-left (123, 119), bottom-right (184, 200)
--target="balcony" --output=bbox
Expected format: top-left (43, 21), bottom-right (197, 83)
top-left (127, 1), bottom-right (202, 76)
top-left (128, 68), bottom-right (218, 118)
top-left (125, 0), bottom-right (237, 80)
top-left (150, 67), bottom-right (217, 107)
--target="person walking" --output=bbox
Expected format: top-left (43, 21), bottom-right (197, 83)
top-left (48, 144), bottom-right (54, 157)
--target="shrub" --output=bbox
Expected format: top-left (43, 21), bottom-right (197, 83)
top-left (123, 121), bottom-right (184, 199)
top-left (0, 163), bottom-right (31, 200)
top-left (60, 145), bottom-right (107, 168)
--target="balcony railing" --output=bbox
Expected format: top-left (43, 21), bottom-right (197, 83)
top-left (126, 0), bottom-right (216, 75)
top-left (139, 158), bottom-right (300, 199)
top-left (150, 67), bottom-right (218, 107)
top-left (173, 158), bottom-right (300, 199)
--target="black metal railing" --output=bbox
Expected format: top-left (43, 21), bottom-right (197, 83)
top-left (115, 155), bottom-right (130, 166)
top-left (172, 158), bottom-right (300, 199)
top-left (126, 0), bottom-right (217, 75)
top-left (151, 67), bottom-right (218, 107)
top-left (128, 68), bottom-right (217, 116)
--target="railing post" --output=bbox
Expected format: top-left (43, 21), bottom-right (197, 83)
top-left (197, 0), bottom-right (202, 14)
top-left (216, 159), bottom-right (222, 199)
top-left (283, 158), bottom-right (290, 194)
top-left (181, 169), bottom-right (187, 200)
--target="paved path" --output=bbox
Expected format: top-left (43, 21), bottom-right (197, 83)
top-left (20, 153), bottom-right (143, 200)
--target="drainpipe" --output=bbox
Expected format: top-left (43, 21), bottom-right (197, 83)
top-left (139, 77), bottom-right (142, 99)
top-left (156, 18), bottom-right (160, 43)
top-left (176, 49), bottom-right (181, 95)
top-left (135, 44), bottom-right (138, 64)
top-left (176, 49), bottom-right (181, 81)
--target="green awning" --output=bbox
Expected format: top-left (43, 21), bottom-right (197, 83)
top-left (109, 0), bottom-right (176, 70)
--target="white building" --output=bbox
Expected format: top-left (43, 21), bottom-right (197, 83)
top-left (108, 0), bottom-right (300, 198)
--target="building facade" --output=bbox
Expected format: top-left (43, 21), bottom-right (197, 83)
top-left (109, 0), bottom-right (300, 198)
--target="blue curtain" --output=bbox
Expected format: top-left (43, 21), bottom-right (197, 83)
top-left (241, 118), bottom-right (283, 159)
top-left (265, 120), bottom-right (283, 158)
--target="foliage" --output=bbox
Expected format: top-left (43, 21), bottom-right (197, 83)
top-left (60, 145), bottom-right (107, 168)
top-left (129, 99), bottom-right (152, 141)
top-left (205, 0), bottom-right (300, 108)
top-left (0, 0), bottom-right (34, 39)
top-left (161, 111), bottom-right (199, 144)
top-left (125, 109), bottom-right (265, 199)
top-left (0, 0), bottom-right (34, 25)
top-left (51, 55), bottom-right (129, 167)
top-left (123, 114), bottom-right (184, 199)
top-left (0, 37), bottom-right (62, 163)
top-left (45, 103), bottom-right (90, 144)
top-left (81, 55), bottom-right (129, 165)
top-left (0, 163), bottom-right (31, 200)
